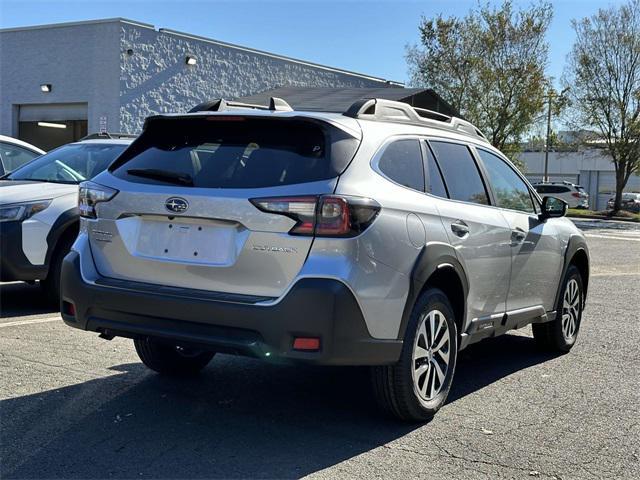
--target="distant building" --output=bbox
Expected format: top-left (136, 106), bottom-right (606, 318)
top-left (519, 146), bottom-right (640, 210)
top-left (0, 18), bottom-right (403, 150)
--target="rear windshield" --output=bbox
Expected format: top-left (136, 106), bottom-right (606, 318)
top-left (111, 117), bottom-right (359, 189)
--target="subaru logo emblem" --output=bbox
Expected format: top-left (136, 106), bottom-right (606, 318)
top-left (165, 197), bottom-right (189, 213)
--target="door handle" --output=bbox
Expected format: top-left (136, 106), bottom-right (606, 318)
top-left (511, 228), bottom-right (526, 245)
top-left (451, 220), bottom-right (470, 238)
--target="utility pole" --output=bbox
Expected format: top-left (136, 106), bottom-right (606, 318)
top-left (544, 94), bottom-right (552, 183)
top-left (542, 87), bottom-right (568, 183)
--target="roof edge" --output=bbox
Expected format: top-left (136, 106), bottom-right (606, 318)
top-left (0, 17), bottom-right (154, 34)
top-left (0, 17), bottom-right (403, 85)
top-left (158, 27), bottom-right (402, 85)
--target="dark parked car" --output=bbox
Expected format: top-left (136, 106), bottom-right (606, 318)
top-left (607, 193), bottom-right (640, 212)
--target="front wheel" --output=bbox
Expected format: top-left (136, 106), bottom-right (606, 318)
top-left (134, 338), bottom-right (215, 376)
top-left (532, 265), bottom-right (584, 352)
top-left (371, 288), bottom-right (458, 422)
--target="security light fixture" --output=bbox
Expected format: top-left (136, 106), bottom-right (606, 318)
top-left (40, 84), bottom-right (52, 93)
top-left (37, 122), bottom-right (66, 129)
top-left (185, 55), bottom-right (197, 66)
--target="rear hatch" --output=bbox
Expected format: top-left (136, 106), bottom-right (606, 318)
top-left (87, 114), bottom-right (361, 299)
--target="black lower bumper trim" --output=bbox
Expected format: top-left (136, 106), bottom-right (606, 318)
top-left (61, 251), bottom-right (402, 366)
top-left (0, 221), bottom-right (48, 281)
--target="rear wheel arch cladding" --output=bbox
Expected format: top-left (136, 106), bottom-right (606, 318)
top-left (398, 244), bottom-right (468, 342)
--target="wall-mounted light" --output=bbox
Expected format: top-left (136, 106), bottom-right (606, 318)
top-left (40, 84), bottom-right (52, 93)
top-left (38, 121), bottom-right (66, 129)
top-left (185, 55), bottom-right (197, 66)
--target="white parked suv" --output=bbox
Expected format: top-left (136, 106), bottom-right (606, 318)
top-left (533, 181), bottom-right (589, 209)
top-left (60, 99), bottom-right (589, 421)
top-left (0, 134), bottom-right (133, 301)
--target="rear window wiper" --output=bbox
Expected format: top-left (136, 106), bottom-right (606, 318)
top-left (126, 168), bottom-right (194, 186)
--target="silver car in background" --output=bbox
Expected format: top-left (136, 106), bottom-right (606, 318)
top-left (60, 98), bottom-right (589, 421)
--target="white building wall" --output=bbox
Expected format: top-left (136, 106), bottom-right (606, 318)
top-left (118, 23), bottom-right (388, 133)
top-left (519, 150), bottom-right (640, 210)
top-left (0, 19), bottom-right (122, 136)
top-left (1, 18), bottom-right (391, 139)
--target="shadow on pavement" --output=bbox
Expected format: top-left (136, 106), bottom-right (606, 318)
top-left (1, 333), bottom-right (558, 479)
top-left (0, 282), bottom-right (56, 318)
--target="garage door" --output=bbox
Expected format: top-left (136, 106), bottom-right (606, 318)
top-left (18, 103), bottom-right (88, 151)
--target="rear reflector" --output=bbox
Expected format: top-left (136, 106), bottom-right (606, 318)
top-left (62, 301), bottom-right (76, 317)
top-left (293, 337), bottom-right (321, 351)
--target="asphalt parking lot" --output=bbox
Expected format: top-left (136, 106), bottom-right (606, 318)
top-left (1, 219), bottom-right (638, 480)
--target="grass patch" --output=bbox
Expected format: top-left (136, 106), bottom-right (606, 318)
top-left (567, 208), bottom-right (640, 222)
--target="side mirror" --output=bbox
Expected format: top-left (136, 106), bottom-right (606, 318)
top-left (540, 196), bottom-right (567, 220)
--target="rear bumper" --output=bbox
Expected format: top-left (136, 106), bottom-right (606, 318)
top-left (60, 251), bottom-right (402, 366)
top-left (0, 221), bottom-right (48, 281)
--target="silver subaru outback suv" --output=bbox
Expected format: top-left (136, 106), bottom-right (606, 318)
top-left (61, 98), bottom-right (589, 421)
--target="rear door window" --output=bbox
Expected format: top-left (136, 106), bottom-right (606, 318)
top-left (428, 141), bottom-right (489, 205)
top-left (111, 117), bottom-right (358, 189)
top-left (377, 139), bottom-right (424, 192)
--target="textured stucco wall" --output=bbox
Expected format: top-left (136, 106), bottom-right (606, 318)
top-left (0, 21), bottom-right (121, 136)
top-left (119, 24), bottom-right (388, 133)
top-left (1, 19), bottom-right (390, 138)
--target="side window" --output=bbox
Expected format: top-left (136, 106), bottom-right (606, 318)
top-left (377, 139), bottom-right (424, 191)
top-left (477, 149), bottom-right (535, 213)
top-left (423, 142), bottom-right (448, 198)
top-left (429, 141), bottom-right (489, 205)
top-left (0, 142), bottom-right (40, 172)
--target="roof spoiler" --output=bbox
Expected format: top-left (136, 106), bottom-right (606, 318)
top-left (189, 97), bottom-right (293, 113)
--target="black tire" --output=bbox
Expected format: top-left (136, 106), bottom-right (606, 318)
top-left (371, 288), bottom-right (458, 422)
top-left (134, 338), bottom-right (215, 376)
top-left (41, 234), bottom-right (75, 306)
top-left (533, 265), bottom-right (584, 352)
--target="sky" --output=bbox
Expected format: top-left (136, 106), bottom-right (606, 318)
top-left (0, 0), bottom-right (627, 86)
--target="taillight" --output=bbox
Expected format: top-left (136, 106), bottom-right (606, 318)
top-left (79, 181), bottom-right (119, 219)
top-left (250, 195), bottom-right (380, 237)
top-left (571, 192), bottom-right (581, 198)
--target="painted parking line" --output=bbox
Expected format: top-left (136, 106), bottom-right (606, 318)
top-left (0, 316), bottom-right (61, 329)
top-left (591, 272), bottom-right (640, 277)
top-left (584, 233), bottom-right (640, 242)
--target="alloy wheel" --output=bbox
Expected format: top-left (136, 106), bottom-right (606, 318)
top-left (412, 309), bottom-right (451, 401)
top-left (562, 278), bottom-right (580, 341)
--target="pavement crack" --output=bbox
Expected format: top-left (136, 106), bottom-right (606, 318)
top-left (382, 442), bottom-right (557, 478)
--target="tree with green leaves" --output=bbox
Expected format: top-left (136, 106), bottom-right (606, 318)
top-left (407, 1), bottom-right (553, 166)
top-left (564, 0), bottom-right (640, 212)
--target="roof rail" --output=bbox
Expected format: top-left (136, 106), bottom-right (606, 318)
top-left (343, 98), bottom-right (487, 142)
top-left (189, 97), bottom-right (293, 113)
top-left (80, 132), bottom-right (137, 141)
